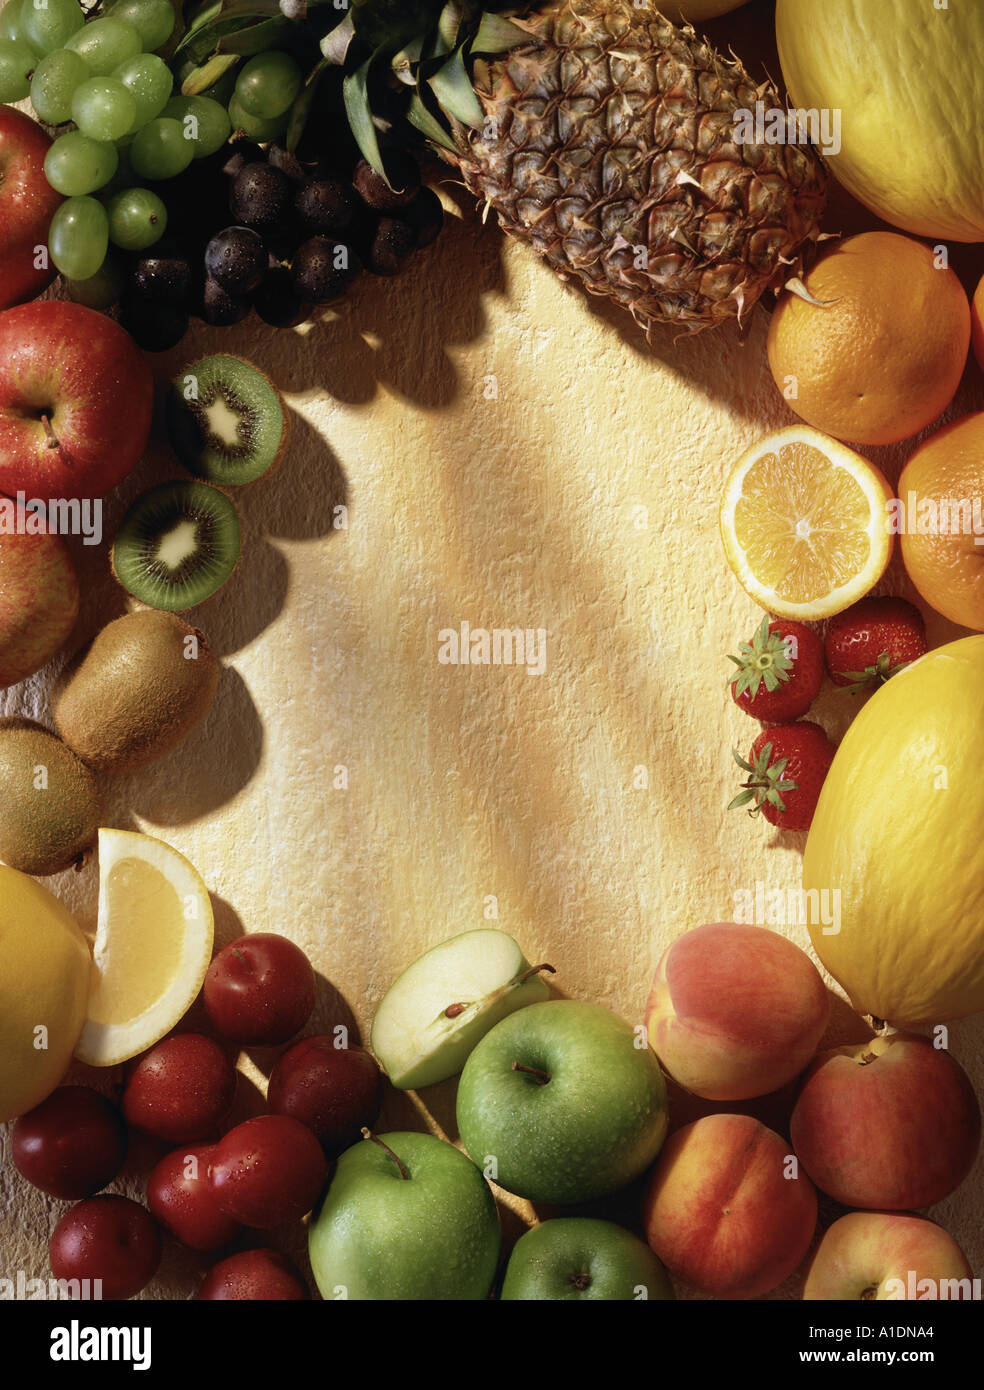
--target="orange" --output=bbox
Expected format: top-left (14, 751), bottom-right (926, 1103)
top-left (898, 413), bottom-right (984, 630)
top-left (972, 273), bottom-right (984, 372)
top-left (767, 231), bottom-right (970, 447)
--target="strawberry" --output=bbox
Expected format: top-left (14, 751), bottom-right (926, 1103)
top-left (727, 615), bottom-right (824, 722)
top-left (825, 597), bottom-right (927, 691)
top-left (729, 721), bottom-right (836, 832)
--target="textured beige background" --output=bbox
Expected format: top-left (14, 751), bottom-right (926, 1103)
top-left (1, 0), bottom-right (982, 1300)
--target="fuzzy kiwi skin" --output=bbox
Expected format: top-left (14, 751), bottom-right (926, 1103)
top-left (52, 610), bottom-right (220, 775)
top-left (0, 718), bottom-right (102, 875)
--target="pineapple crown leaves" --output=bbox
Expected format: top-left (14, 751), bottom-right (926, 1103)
top-left (321, 1), bottom-right (528, 176)
top-left (726, 615), bottom-right (795, 701)
top-left (728, 743), bottom-right (797, 818)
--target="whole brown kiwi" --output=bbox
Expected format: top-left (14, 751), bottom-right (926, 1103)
top-left (52, 609), bottom-right (220, 775)
top-left (0, 718), bottom-right (101, 875)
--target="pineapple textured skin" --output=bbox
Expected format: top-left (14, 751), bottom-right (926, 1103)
top-left (447, 0), bottom-right (828, 334)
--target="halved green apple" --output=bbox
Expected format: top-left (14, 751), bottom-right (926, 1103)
top-left (370, 929), bottom-right (552, 1090)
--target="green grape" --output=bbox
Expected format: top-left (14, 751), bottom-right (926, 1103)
top-left (44, 130), bottom-right (118, 196)
top-left (72, 76), bottom-right (137, 141)
top-left (0, 39), bottom-right (36, 101)
top-left (162, 93), bottom-right (231, 159)
top-left (227, 93), bottom-right (287, 143)
top-left (130, 116), bottom-right (193, 179)
top-left (48, 195), bottom-right (109, 281)
top-left (234, 51), bottom-right (302, 121)
top-left (21, 0), bottom-right (85, 57)
top-left (114, 51), bottom-right (171, 129)
top-left (65, 254), bottom-right (124, 310)
top-left (28, 47), bottom-right (87, 123)
top-left (65, 16), bottom-right (141, 75)
top-left (105, 0), bottom-right (174, 54)
top-left (0, 0), bottom-right (28, 46)
top-left (106, 185), bottom-right (167, 249)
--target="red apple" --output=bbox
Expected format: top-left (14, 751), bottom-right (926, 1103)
top-left (790, 1033), bottom-right (981, 1209)
top-left (803, 1212), bottom-right (975, 1301)
top-left (642, 1113), bottom-right (818, 1299)
top-left (0, 511), bottom-right (79, 688)
top-left (0, 105), bottom-right (63, 311)
top-left (0, 301), bottom-right (153, 500)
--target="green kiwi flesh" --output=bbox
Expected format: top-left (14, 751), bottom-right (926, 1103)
top-left (112, 480), bottom-right (241, 611)
top-left (52, 609), bottom-right (220, 775)
top-left (166, 354), bottom-right (289, 486)
top-left (0, 717), bottom-right (101, 874)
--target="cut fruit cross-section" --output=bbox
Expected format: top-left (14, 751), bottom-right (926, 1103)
top-left (74, 828), bottom-right (214, 1067)
top-left (719, 426), bottom-right (893, 620)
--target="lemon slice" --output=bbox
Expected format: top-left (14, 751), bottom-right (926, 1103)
top-left (74, 829), bottom-right (214, 1067)
top-left (720, 426), bottom-right (894, 619)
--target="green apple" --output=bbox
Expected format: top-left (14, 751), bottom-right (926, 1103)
top-left (370, 928), bottom-right (551, 1089)
top-left (501, 1218), bottom-right (675, 1301)
top-left (457, 1000), bottom-right (667, 1205)
top-left (308, 1130), bottom-right (500, 1301)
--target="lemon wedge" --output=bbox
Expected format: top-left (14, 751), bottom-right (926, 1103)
top-left (720, 426), bottom-right (894, 619)
top-left (74, 829), bottom-right (214, 1067)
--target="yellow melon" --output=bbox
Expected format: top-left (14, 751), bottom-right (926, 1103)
top-left (777, 0), bottom-right (984, 241)
top-left (803, 637), bottom-right (984, 1024)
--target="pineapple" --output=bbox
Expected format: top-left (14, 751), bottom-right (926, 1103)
top-left (435, 2), bottom-right (829, 335)
top-left (183, 0), bottom-right (829, 335)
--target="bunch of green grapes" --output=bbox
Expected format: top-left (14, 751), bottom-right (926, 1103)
top-left (0, 0), bottom-right (230, 293)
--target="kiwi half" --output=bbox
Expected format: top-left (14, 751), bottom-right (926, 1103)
top-left (112, 480), bottom-right (241, 611)
top-left (166, 354), bottom-right (290, 486)
top-left (0, 718), bottom-right (101, 875)
top-left (53, 609), bottom-right (220, 775)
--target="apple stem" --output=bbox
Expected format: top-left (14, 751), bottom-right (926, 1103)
top-left (361, 1127), bottom-right (410, 1180)
top-left (40, 413), bottom-right (59, 450)
top-left (511, 1061), bottom-right (550, 1085)
top-left (517, 962), bottom-right (557, 985)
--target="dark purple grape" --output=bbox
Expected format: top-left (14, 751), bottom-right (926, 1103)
top-left (205, 226), bottom-right (267, 295)
top-left (291, 237), bottom-right (361, 303)
top-left (352, 153), bottom-right (420, 211)
top-left (404, 186), bottom-right (444, 249)
top-left (119, 298), bottom-right (190, 352)
top-left (130, 247), bottom-right (195, 306)
top-left (230, 162), bottom-right (293, 234)
top-left (200, 278), bottom-right (252, 326)
top-left (364, 216), bottom-right (417, 276)
top-left (294, 177), bottom-right (358, 236)
top-left (253, 265), bottom-right (314, 328)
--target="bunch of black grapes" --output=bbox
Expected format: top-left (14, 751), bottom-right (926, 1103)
top-left (118, 135), bottom-right (444, 351)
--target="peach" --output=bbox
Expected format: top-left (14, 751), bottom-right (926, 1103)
top-left (645, 923), bottom-right (830, 1100)
top-left (790, 1034), bottom-right (981, 1209)
top-left (804, 1212), bottom-right (975, 1301)
top-left (642, 1113), bottom-right (817, 1299)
